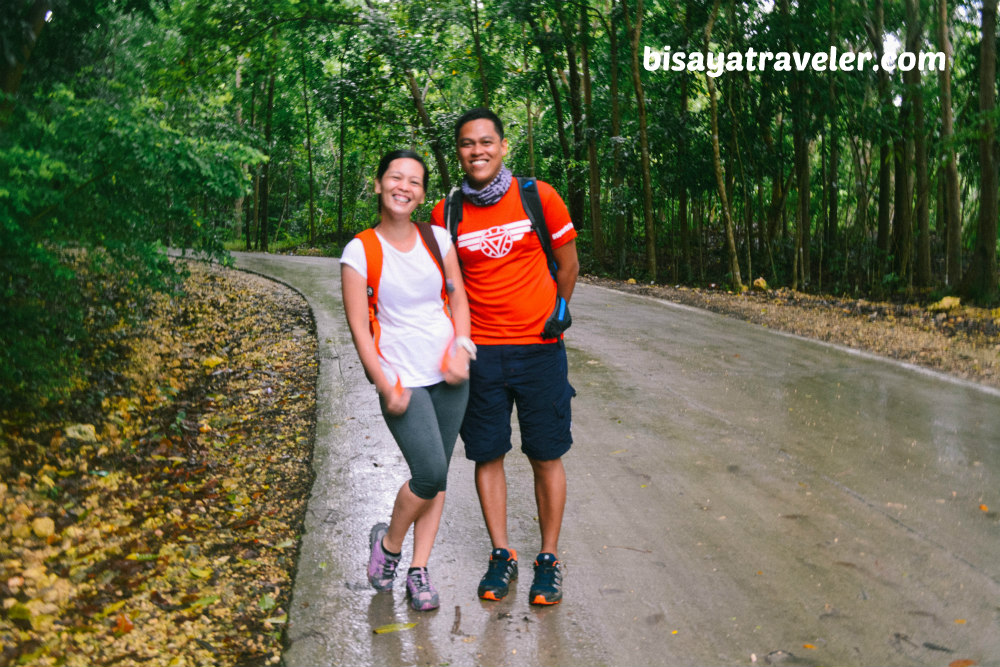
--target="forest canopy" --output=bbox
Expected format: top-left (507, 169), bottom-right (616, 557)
top-left (2, 0), bottom-right (1000, 406)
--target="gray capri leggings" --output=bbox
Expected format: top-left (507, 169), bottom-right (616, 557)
top-left (380, 381), bottom-right (469, 500)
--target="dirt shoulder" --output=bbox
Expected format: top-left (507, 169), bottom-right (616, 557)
top-left (580, 276), bottom-right (1000, 391)
top-left (1, 262), bottom-right (316, 667)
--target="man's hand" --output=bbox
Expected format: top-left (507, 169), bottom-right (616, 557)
top-left (541, 296), bottom-right (572, 339)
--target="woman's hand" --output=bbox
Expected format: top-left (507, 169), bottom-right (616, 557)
top-left (442, 348), bottom-right (470, 385)
top-left (380, 383), bottom-right (411, 415)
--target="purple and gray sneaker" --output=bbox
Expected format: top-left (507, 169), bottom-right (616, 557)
top-left (367, 523), bottom-right (399, 591)
top-left (405, 568), bottom-right (439, 611)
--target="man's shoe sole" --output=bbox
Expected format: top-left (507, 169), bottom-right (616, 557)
top-left (530, 593), bottom-right (561, 605)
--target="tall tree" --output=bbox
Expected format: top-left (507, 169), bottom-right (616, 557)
top-left (867, 0), bottom-right (893, 277)
top-left (962, 0), bottom-right (1000, 301)
top-left (622, 0), bottom-right (657, 279)
top-left (906, 0), bottom-right (931, 287)
top-left (704, 0), bottom-right (742, 291)
top-left (469, 0), bottom-right (490, 106)
top-left (580, 1), bottom-right (604, 262)
top-left (937, 0), bottom-right (962, 286)
top-left (300, 48), bottom-right (317, 244)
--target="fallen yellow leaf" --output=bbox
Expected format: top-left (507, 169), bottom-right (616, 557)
top-left (803, 644), bottom-right (817, 650)
top-left (373, 622), bottom-right (416, 634)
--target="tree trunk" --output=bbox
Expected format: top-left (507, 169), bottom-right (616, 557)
top-left (792, 128), bottom-right (809, 290)
top-left (704, 0), bottom-right (742, 291)
top-left (556, 0), bottom-right (587, 230)
top-left (523, 26), bottom-right (537, 177)
top-left (892, 134), bottom-right (913, 285)
top-left (1, 0), bottom-right (51, 120)
top-left (470, 0), bottom-right (490, 106)
top-left (527, 12), bottom-right (572, 189)
top-left (404, 71), bottom-right (451, 193)
top-left (826, 0), bottom-right (840, 259)
top-left (869, 0), bottom-right (893, 277)
top-left (907, 0), bottom-right (931, 287)
top-left (337, 95), bottom-right (346, 237)
top-left (234, 57), bottom-right (246, 242)
top-left (301, 51), bottom-right (317, 244)
top-left (961, 0), bottom-right (1000, 301)
top-left (607, 2), bottom-right (627, 273)
top-left (580, 2), bottom-right (603, 261)
top-left (679, 72), bottom-right (691, 281)
top-left (259, 69), bottom-right (276, 253)
top-left (937, 0), bottom-right (962, 286)
top-left (623, 0), bottom-right (657, 280)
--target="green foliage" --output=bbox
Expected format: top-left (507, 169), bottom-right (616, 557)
top-left (5, 0), bottom-right (1000, 404)
top-left (1, 4), bottom-right (264, 409)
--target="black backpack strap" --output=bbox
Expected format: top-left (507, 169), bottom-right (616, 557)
top-left (444, 186), bottom-right (463, 252)
top-left (415, 222), bottom-right (445, 274)
top-left (515, 176), bottom-right (557, 280)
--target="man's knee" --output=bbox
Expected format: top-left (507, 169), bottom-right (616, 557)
top-left (529, 455), bottom-right (564, 475)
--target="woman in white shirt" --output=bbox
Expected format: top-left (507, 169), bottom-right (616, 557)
top-left (340, 150), bottom-right (472, 611)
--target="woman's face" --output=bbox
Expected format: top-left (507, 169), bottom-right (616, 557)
top-left (456, 118), bottom-right (508, 189)
top-left (375, 157), bottom-right (426, 217)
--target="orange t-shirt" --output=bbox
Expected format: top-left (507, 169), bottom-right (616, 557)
top-left (431, 179), bottom-right (576, 345)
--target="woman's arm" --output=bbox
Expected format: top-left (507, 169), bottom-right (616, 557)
top-left (341, 263), bottom-right (411, 414)
top-left (441, 245), bottom-right (472, 384)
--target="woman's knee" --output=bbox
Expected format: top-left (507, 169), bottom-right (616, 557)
top-left (408, 473), bottom-right (447, 500)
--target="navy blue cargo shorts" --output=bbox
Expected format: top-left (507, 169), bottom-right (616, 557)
top-left (461, 340), bottom-right (576, 463)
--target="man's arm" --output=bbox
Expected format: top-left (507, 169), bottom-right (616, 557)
top-left (552, 238), bottom-right (579, 303)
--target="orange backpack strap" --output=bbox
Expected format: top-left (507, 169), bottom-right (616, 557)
top-left (355, 228), bottom-right (383, 334)
top-left (354, 229), bottom-right (402, 392)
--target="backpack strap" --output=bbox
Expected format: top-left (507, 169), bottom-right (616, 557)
top-left (354, 228), bottom-right (401, 392)
top-left (415, 221), bottom-right (451, 300)
top-left (355, 228), bottom-right (382, 329)
top-left (443, 186), bottom-right (463, 253)
top-left (414, 221), bottom-right (456, 372)
top-left (355, 224), bottom-right (455, 385)
top-left (515, 176), bottom-right (558, 281)
top-left (446, 177), bottom-right (557, 282)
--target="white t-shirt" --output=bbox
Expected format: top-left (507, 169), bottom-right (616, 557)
top-left (340, 225), bottom-right (454, 388)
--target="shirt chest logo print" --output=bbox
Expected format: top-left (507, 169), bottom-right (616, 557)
top-left (458, 219), bottom-right (533, 258)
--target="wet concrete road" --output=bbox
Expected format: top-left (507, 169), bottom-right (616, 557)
top-left (232, 252), bottom-right (1000, 666)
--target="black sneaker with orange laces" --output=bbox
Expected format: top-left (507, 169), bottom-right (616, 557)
top-left (477, 548), bottom-right (518, 601)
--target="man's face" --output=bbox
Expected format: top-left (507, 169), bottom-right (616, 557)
top-left (456, 118), bottom-right (508, 189)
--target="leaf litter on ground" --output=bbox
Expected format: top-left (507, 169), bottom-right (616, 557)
top-left (1, 261), bottom-right (317, 667)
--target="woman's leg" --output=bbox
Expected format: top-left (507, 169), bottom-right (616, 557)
top-left (409, 490), bottom-right (445, 568)
top-left (380, 382), bottom-right (467, 562)
top-left (383, 481), bottom-right (440, 561)
top-left (409, 381), bottom-right (469, 564)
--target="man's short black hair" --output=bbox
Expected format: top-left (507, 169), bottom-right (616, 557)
top-left (454, 107), bottom-right (504, 143)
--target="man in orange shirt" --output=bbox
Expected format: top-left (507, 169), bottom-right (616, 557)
top-left (431, 108), bottom-right (579, 605)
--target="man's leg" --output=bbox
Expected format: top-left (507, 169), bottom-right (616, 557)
top-left (474, 454), bottom-right (519, 601)
top-left (474, 454), bottom-right (508, 549)
top-left (529, 456), bottom-right (566, 555)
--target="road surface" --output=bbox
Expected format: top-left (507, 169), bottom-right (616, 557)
top-left (232, 252), bottom-right (1000, 667)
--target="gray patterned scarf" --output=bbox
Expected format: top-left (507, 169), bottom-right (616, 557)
top-left (462, 165), bottom-right (512, 207)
